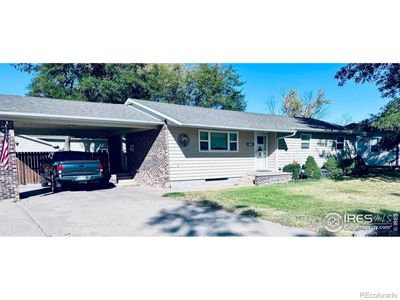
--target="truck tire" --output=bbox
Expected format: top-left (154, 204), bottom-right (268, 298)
top-left (51, 174), bottom-right (60, 193)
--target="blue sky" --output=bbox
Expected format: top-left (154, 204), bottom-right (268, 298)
top-left (0, 63), bottom-right (387, 124)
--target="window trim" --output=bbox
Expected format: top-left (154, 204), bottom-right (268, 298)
top-left (336, 136), bottom-right (345, 150)
top-left (198, 129), bottom-right (239, 152)
top-left (300, 133), bottom-right (311, 150)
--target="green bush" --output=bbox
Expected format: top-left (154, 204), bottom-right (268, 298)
top-left (282, 162), bottom-right (302, 180)
top-left (351, 155), bottom-right (369, 176)
top-left (303, 156), bottom-right (322, 179)
top-left (323, 157), bottom-right (343, 179)
top-left (338, 155), bottom-right (368, 177)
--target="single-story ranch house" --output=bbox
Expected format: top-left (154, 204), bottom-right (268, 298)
top-left (0, 94), bottom-right (355, 200)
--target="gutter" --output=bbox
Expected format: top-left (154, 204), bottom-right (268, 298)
top-left (0, 111), bottom-right (164, 127)
top-left (275, 130), bottom-right (297, 170)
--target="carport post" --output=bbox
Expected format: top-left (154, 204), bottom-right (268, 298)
top-left (64, 136), bottom-right (71, 151)
top-left (108, 134), bottom-right (123, 174)
top-left (0, 120), bottom-right (19, 201)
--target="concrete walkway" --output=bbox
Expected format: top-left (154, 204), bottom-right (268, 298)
top-left (0, 184), bottom-right (316, 237)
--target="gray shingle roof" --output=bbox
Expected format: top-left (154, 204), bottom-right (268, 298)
top-left (129, 99), bottom-right (345, 132)
top-left (0, 94), bottom-right (344, 132)
top-left (0, 94), bottom-right (162, 124)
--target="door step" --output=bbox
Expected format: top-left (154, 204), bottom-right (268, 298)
top-left (116, 173), bottom-right (134, 181)
top-left (116, 179), bottom-right (139, 187)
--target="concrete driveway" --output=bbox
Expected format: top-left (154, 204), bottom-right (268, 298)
top-left (0, 184), bottom-right (316, 237)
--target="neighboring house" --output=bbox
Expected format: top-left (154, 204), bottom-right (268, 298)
top-left (15, 135), bottom-right (108, 152)
top-left (0, 94), bottom-right (354, 191)
top-left (345, 123), bottom-right (399, 167)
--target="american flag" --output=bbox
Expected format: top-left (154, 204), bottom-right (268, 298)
top-left (1, 122), bottom-right (10, 171)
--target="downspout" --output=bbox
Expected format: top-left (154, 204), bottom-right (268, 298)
top-left (275, 130), bottom-right (297, 170)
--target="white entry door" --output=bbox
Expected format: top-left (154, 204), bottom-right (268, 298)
top-left (255, 134), bottom-right (268, 170)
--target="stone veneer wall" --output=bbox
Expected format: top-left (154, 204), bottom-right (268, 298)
top-left (0, 120), bottom-right (19, 201)
top-left (126, 124), bottom-right (170, 187)
top-left (254, 172), bottom-right (292, 186)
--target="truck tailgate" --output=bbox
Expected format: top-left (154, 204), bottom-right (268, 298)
top-left (60, 160), bottom-right (101, 176)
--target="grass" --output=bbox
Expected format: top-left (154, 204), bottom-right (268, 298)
top-left (164, 174), bottom-right (400, 236)
top-left (162, 192), bottom-right (186, 198)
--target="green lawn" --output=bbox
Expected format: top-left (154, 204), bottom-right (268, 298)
top-left (164, 173), bottom-right (400, 236)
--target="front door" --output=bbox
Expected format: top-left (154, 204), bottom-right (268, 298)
top-left (255, 134), bottom-right (268, 170)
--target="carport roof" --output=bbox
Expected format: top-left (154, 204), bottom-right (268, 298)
top-left (0, 94), bottom-right (163, 126)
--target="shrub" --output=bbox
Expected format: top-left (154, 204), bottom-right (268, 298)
top-left (323, 157), bottom-right (343, 179)
top-left (303, 156), bottom-right (322, 179)
top-left (351, 155), bottom-right (369, 176)
top-left (338, 155), bottom-right (368, 177)
top-left (338, 157), bottom-right (354, 175)
top-left (282, 162), bottom-right (302, 180)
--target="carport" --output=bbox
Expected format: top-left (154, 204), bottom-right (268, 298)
top-left (0, 94), bottom-right (164, 200)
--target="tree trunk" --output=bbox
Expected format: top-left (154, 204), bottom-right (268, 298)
top-left (64, 136), bottom-right (71, 151)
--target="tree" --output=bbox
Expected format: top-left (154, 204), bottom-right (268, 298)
top-left (335, 64), bottom-right (400, 156)
top-left (281, 89), bottom-right (330, 119)
top-left (13, 63), bottom-right (149, 103)
top-left (336, 113), bottom-right (354, 126)
top-left (13, 63), bottom-right (246, 111)
top-left (335, 64), bottom-right (400, 98)
top-left (266, 96), bottom-right (278, 115)
top-left (142, 64), bottom-right (188, 105)
top-left (186, 64), bottom-right (246, 111)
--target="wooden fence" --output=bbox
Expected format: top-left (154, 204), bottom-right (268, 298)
top-left (16, 152), bottom-right (50, 185)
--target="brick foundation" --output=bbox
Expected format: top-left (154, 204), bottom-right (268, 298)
top-left (254, 172), bottom-right (292, 186)
top-left (126, 124), bottom-right (169, 187)
top-left (0, 120), bottom-right (19, 201)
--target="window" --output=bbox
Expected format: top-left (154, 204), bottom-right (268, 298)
top-left (336, 136), bottom-right (344, 150)
top-left (229, 133), bottom-right (238, 151)
top-left (199, 131), bottom-right (209, 151)
top-left (300, 134), bottom-right (311, 149)
top-left (370, 137), bottom-right (381, 152)
top-left (199, 130), bottom-right (238, 152)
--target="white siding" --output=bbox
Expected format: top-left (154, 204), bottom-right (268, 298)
top-left (276, 132), bottom-right (355, 169)
top-left (168, 127), bottom-right (255, 181)
top-left (15, 136), bottom-right (57, 152)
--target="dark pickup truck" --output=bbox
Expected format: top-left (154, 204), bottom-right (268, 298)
top-left (40, 151), bottom-right (109, 192)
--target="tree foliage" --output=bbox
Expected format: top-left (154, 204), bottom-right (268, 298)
top-left (13, 63), bottom-right (246, 111)
top-left (281, 89), bottom-right (330, 119)
top-left (370, 98), bottom-right (400, 151)
top-left (335, 64), bottom-right (400, 150)
top-left (186, 64), bottom-right (246, 111)
top-left (335, 63), bottom-right (400, 98)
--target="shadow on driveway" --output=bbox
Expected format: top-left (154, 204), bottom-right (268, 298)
top-left (147, 201), bottom-right (262, 236)
top-left (19, 183), bottom-right (116, 200)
